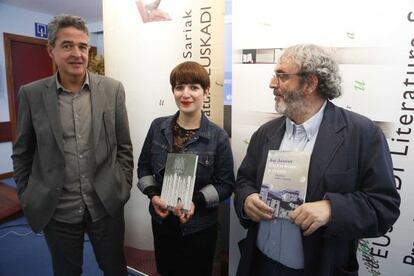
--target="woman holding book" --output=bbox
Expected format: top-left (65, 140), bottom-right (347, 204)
top-left (137, 61), bottom-right (235, 276)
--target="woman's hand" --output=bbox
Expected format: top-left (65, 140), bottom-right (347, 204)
top-left (151, 196), bottom-right (169, 218)
top-left (173, 202), bottom-right (195, 224)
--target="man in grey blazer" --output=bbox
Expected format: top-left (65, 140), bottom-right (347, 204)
top-left (234, 44), bottom-right (400, 276)
top-left (11, 15), bottom-right (133, 276)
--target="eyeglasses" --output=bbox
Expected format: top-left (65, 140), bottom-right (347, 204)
top-left (271, 72), bottom-right (305, 82)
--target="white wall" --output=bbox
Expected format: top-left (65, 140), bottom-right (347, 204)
top-left (0, 3), bottom-right (103, 174)
top-left (0, 3), bottom-right (52, 122)
top-left (0, 3), bottom-right (52, 174)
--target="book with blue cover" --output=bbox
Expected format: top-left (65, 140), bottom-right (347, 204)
top-left (260, 150), bottom-right (311, 219)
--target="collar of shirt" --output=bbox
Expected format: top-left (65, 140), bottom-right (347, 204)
top-left (285, 100), bottom-right (327, 141)
top-left (55, 72), bottom-right (91, 94)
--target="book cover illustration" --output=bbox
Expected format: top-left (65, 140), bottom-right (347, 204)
top-left (260, 150), bottom-right (311, 219)
top-left (160, 153), bottom-right (198, 213)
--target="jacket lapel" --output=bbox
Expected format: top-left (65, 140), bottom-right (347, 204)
top-left (90, 73), bottom-right (105, 149)
top-left (306, 102), bottom-right (346, 201)
top-left (266, 117), bottom-right (286, 151)
top-left (43, 77), bottom-right (64, 154)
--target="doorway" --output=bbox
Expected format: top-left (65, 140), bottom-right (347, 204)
top-left (3, 33), bottom-right (55, 142)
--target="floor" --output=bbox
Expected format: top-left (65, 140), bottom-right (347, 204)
top-left (0, 178), bottom-right (229, 275)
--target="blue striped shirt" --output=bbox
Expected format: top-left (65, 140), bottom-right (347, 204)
top-left (256, 101), bottom-right (327, 269)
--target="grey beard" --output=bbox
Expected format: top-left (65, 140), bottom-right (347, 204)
top-left (275, 89), bottom-right (309, 120)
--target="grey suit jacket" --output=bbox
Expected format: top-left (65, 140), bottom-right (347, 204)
top-left (12, 72), bottom-right (133, 233)
top-left (234, 101), bottom-right (400, 276)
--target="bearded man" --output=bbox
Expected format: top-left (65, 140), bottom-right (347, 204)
top-left (234, 44), bottom-right (400, 276)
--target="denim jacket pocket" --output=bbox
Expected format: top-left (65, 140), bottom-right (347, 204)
top-left (150, 141), bottom-right (168, 184)
top-left (195, 154), bottom-right (215, 187)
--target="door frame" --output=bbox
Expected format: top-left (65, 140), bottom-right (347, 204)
top-left (3, 33), bottom-right (97, 142)
top-left (3, 33), bottom-right (53, 142)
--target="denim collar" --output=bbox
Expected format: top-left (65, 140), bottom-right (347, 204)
top-left (160, 111), bottom-right (211, 140)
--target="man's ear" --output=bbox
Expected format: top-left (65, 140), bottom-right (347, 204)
top-left (305, 74), bottom-right (318, 95)
top-left (47, 44), bottom-right (54, 59)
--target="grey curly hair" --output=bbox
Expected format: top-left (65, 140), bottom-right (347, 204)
top-left (279, 44), bottom-right (342, 100)
top-left (48, 14), bottom-right (89, 47)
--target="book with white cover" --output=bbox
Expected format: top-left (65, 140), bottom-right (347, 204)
top-left (260, 150), bottom-right (311, 219)
top-left (160, 153), bottom-right (198, 213)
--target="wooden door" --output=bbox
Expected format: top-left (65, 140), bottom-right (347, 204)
top-left (3, 33), bottom-right (55, 142)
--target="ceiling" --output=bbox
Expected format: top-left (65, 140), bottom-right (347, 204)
top-left (1, 0), bottom-right (102, 23)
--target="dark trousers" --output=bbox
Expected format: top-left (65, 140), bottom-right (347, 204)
top-left (152, 216), bottom-right (217, 276)
top-left (43, 209), bottom-right (127, 276)
top-left (253, 248), bottom-right (305, 276)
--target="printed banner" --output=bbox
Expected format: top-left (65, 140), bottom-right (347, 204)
top-left (229, 1), bottom-right (414, 275)
top-left (103, 0), bottom-right (224, 250)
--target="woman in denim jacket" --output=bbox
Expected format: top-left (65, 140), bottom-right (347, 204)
top-left (137, 61), bottom-right (235, 276)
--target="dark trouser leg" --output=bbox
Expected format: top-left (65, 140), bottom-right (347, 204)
top-left (86, 209), bottom-right (128, 276)
top-left (152, 216), bottom-right (181, 276)
top-left (152, 216), bottom-right (218, 276)
top-left (180, 223), bottom-right (217, 276)
top-left (43, 219), bottom-right (85, 276)
top-left (253, 248), bottom-right (305, 276)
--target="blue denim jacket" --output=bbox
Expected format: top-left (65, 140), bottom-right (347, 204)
top-left (138, 112), bottom-right (235, 235)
